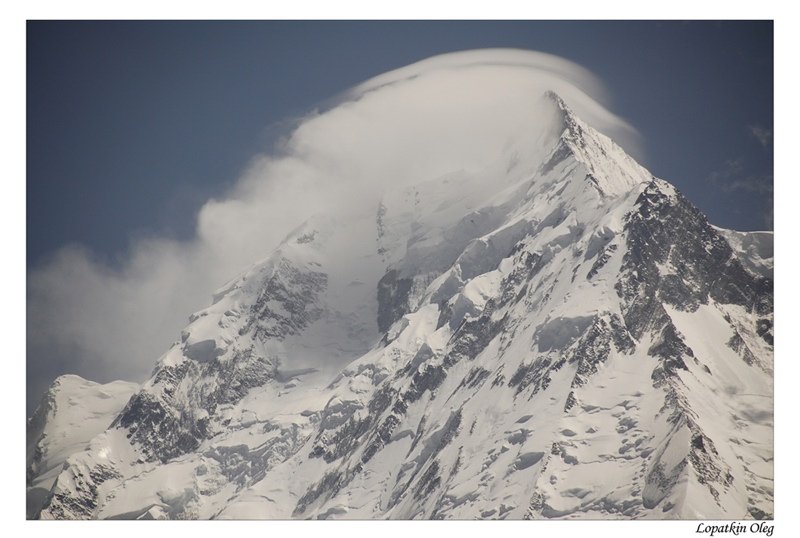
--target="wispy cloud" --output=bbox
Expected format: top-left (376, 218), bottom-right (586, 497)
top-left (749, 124), bottom-right (772, 147)
top-left (763, 205), bottom-right (774, 229)
top-left (707, 158), bottom-right (773, 230)
top-left (724, 176), bottom-right (774, 195)
top-left (707, 158), bottom-right (745, 185)
top-left (708, 158), bottom-right (772, 194)
top-left (27, 49), bottom-right (643, 413)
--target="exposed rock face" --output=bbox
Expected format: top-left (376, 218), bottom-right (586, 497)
top-left (33, 94), bottom-right (773, 520)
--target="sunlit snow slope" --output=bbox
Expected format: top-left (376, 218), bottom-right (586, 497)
top-left (30, 94), bottom-right (773, 520)
top-left (26, 375), bottom-right (139, 518)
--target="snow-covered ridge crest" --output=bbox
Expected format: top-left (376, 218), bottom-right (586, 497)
top-left (713, 226), bottom-right (773, 279)
top-left (375, 91), bottom-right (649, 280)
top-left (26, 375), bottom-right (139, 518)
top-left (544, 91), bottom-right (652, 198)
top-left (32, 92), bottom-right (772, 520)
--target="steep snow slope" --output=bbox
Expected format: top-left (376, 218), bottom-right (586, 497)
top-left (26, 375), bottom-right (139, 518)
top-left (34, 94), bottom-right (773, 520)
top-left (715, 227), bottom-right (773, 280)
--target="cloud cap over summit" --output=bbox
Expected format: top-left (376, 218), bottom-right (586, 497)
top-left (27, 49), bottom-right (642, 415)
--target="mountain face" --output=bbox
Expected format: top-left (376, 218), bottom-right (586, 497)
top-left (26, 375), bottom-right (139, 519)
top-left (29, 94), bottom-right (773, 520)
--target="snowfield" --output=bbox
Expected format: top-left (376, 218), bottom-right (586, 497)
top-left (28, 92), bottom-right (773, 521)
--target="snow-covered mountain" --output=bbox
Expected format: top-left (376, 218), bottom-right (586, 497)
top-left (28, 93), bottom-right (773, 520)
top-left (26, 375), bottom-right (139, 518)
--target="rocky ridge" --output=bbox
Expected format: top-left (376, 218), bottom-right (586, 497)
top-left (30, 94), bottom-right (773, 520)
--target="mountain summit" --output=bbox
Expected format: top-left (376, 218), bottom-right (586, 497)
top-left (28, 94), bottom-right (773, 520)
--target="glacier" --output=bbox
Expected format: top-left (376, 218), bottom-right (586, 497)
top-left (27, 91), bottom-right (773, 521)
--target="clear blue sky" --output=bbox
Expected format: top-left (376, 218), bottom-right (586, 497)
top-left (27, 20), bottom-right (773, 270)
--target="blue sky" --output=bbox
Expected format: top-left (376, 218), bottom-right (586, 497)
top-left (27, 20), bottom-right (773, 268)
top-left (25, 21), bottom-right (773, 414)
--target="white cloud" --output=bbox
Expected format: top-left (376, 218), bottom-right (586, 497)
top-left (27, 49), bottom-right (643, 410)
top-left (749, 124), bottom-right (773, 147)
top-left (707, 158), bottom-right (745, 184)
top-left (708, 158), bottom-right (773, 194)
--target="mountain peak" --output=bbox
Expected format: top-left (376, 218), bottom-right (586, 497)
top-left (537, 92), bottom-right (652, 199)
top-left (543, 89), bottom-right (572, 114)
top-left (31, 93), bottom-right (773, 521)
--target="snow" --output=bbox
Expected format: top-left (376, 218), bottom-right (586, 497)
top-left (664, 303), bottom-right (773, 518)
top-left (715, 227), bottom-right (774, 278)
top-left (27, 375), bottom-right (139, 517)
top-left (32, 94), bottom-right (773, 522)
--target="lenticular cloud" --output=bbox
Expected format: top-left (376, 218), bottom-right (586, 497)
top-left (26, 49), bottom-right (643, 412)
